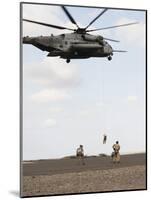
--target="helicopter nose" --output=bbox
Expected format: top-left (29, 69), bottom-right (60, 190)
top-left (23, 36), bottom-right (35, 44)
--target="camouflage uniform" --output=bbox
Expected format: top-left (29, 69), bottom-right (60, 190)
top-left (112, 142), bottom-right (120, 163)
top-left (76, 145), bottom-right (85, 165)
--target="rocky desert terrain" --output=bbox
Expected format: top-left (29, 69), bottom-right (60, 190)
top-left (21, 153), bottom-right (146, 197)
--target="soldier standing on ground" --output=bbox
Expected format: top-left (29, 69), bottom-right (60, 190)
top-left (112, 141), bottom-right (120, 163)
top-left (76, 145), bottom-right (85, 165)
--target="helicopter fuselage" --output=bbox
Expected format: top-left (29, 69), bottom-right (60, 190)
top-left (23, 32), bottom-right (113, 62)
top-left (23, 5), bottom-right (137, 63)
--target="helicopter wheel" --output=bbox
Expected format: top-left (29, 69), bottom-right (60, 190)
top-left (66, 59), bottom-right (70, 63)
top-left (108, 56), bottom-right (112, 61)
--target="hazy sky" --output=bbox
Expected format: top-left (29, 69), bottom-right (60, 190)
top-left (22, 3), bottom-right (146, 160)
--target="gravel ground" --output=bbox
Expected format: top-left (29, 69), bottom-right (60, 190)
top-left (22, 165), bottom-right (146, 197)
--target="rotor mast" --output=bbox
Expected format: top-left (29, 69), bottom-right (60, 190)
top-left (23, 6), bottom-right (139, 42)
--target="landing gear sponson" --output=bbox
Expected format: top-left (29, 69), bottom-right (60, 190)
top-left (66, 56), bottom-right (112, 63)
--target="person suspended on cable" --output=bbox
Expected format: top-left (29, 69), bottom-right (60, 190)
top-left (103, 134), bottom-right (107, 144)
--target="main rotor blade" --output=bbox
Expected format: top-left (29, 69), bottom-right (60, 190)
top-left (86, 22), bottom-right (139, 32)
top-left (85, 8), bottom-right (108, 29)
top-left (23, 19), bottom-right (75, 31)
top-left (104, 37), bottom-right (120, 42)
top-left (62, 6), bottom-right (79, 28)
top-left (113, 50), bottom-right (127, 52)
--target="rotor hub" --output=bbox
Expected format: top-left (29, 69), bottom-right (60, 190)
top-left (75, 28), bottom-right (86, 34)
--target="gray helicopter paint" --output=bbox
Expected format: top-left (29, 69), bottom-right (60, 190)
top-left (23, 6), bottom-right (136, 62)
top-left (23, 32), bottom-right (113, 59)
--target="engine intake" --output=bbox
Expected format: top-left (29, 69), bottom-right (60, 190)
top-left (82, 34), bottom-right (103, 42)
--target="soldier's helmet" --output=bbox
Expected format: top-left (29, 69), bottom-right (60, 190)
top-left (116, 141), bottom-right (119, 144)
top-left (80, 145), bottom-right (83, 148)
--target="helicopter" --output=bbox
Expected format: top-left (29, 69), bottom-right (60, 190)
top-left (23, 6), bottom-right (138, 63)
